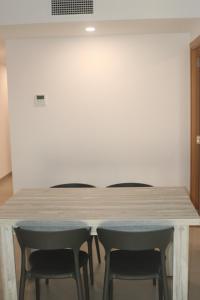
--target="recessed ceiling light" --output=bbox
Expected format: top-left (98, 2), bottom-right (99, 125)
top-left (85, 27), bottom-right (96, 32)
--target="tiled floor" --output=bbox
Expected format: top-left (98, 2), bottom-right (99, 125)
top-left (0, 174), bottom-right (200, 299)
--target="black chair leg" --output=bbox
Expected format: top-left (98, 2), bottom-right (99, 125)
top-left (109, 279), bottom-right (113, 300)
top-left (158, 277), bottom-right (163, 300)
top-left (75, 271), bottom-right (84, 300)
top-left (83, 264), bottom-right (90, 300)
top-left (35, 279), bottom-right (40, 300)
top-left (94, 236), bottom-right (101, 264)
top-left (103, 261), bottom-right (110, 300)
top-left (19, 271), bottom-right (26, 300)
top-left (87, 237), bottom-right (94, 285)
top-left (162, 275), bottom-right (169, 300)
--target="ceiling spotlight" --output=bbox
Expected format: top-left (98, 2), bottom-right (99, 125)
top-left (85, 27), bottom-right (96, 32)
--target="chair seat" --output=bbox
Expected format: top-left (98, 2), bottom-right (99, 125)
top-left (29, 249), bottom-right (88, 278)
top-left (110, 250), bottom-right (161, 279)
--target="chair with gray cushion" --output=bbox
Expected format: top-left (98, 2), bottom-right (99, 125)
top-left (14, 220), bottom-right (91, 300)
top-left (107, 182), bottom-right (156, 287)
top-left (51, 183), bottom-right (101, 285)
top-left (51, 183), bottom-right (95, 188)
top-left (107, 182), bottom-right (152, 188)
top-left (97, 224), bottom-right (173, 300)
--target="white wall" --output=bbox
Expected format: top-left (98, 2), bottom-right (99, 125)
top-left (6, 33), bottom-right (190, 191)
top-left (1, 0), bottom-right (200, 25)
top-left (0, 59), bottom-right (11, 179)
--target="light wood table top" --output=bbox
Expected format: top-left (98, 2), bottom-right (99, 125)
top-left (0, 187), bottom-right (199, 300)
top-left (0, 187), bottom-right (199, 226)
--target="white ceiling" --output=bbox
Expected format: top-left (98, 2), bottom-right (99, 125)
top-left (1, 0), bottom-right (200, 26)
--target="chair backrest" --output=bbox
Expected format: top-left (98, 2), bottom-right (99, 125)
top-left (51, 183), bottom-right (95, 188)
top-left (107, 182), bottom-right (152, 188)
top-left (97, 226), bottom-right (173, 253)
top-left (14, 221), bottom-right (90, 251)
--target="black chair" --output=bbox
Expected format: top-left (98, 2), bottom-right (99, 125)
top-left (107, 182), bottom-right (152, 188)
top-left (51, 183), bottom-right (101, 285)
top-left (51, 183), bottom-right (96, 188)
top-left (97, 225), bottom-right (173, 300)
top-left (107, 182), bottom-right (156, 287)
top-left (14, 221), bottom-right (91, 300)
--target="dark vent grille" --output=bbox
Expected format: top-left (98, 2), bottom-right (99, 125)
top-left (51, 0), bottom-right (93, 15)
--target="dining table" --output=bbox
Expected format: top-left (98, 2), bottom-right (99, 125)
top-left (0, 186), bottom-right (199, 300)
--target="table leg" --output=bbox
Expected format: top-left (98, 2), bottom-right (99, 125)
top-left (0, 224), bottom-right (17, 300)
top-left (173, 225), bottom-right (189, 300)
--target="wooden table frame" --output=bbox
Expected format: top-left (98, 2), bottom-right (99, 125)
top-left (0, 187), bottom-right (199, 300)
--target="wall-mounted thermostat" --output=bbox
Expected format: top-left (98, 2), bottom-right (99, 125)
top-left (34, 95), bottom-right (46, 106)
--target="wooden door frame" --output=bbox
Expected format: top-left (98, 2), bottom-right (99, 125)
top-left (190, 36), bottom-right (200, 210)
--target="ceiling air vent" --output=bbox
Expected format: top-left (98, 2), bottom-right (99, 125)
top-left (51, 0), bottom-right (94, 15)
